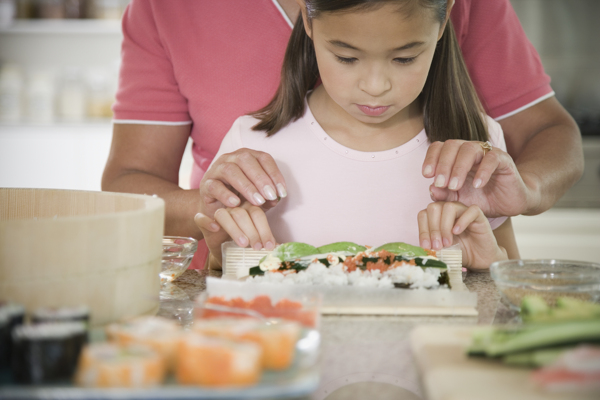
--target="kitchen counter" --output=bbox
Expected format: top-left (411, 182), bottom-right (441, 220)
top-left (168, 268), bottom-right (504, 400)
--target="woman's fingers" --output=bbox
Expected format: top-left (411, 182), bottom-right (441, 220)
top-left (422, 141), bottom-right (444, 178)
top-left (472, 148), bottom-right (502, 189)
top-left (449, 141), bottom-right (482, 190)
top-left (205, 149), bottom-right (287, 208)
top-left (431, 140), bottom-right (463, 188)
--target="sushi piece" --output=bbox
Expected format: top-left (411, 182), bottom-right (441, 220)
top-left (193, 317), bottom-right (301, 370)
top-left (176, 332), bottom-right (262, 387)
top-left (31, 305), bottom-right (90, 324)
top-left (105, 316), bottom-right (182, 371)
top-left (75, 343), bottom-right (165, 388)
top-left (11, 321), bottom-right (87, 384)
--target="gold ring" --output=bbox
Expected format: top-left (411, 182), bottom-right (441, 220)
top-left (480, 140), bottom-right (493, 156)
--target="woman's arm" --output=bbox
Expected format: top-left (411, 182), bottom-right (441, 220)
top-left (499, 97), bottom-right (583, 216)
top-left (101, 123), bottom-right (203, 239)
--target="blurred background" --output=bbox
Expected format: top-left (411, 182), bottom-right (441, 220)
top-left (0, 0), bottom-right (598, 259)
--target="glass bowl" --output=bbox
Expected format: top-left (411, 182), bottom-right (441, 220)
top-left (490, 259), bottom-right (600, 310)
top-left (160, 236), bottom-right (198, 284)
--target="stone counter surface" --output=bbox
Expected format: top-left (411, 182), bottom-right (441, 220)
top-left (169, 268), bottom-right (504, 400)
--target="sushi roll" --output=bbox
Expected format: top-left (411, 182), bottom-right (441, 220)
top-left (193, 317), bottom-right (301, 370)
top-left (11, 321), bottom-right (87, 384)
top-left (75, 343), bottom-right (165, 388)
top-left (105, 316), bottom-right (181, 371)
top-left (31, 305), bottom-right (90, 324)
top-left (176, 333), bottom-right (262, 387)
top-left (0, 303), bottom-right (25, 370)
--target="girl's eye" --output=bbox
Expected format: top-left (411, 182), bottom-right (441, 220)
top-left (394, 57), bottom-right (416, 65)
top-left (335, 55), bottom-right (357, 64)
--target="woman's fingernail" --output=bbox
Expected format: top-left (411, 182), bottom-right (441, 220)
top-left (473, 179), bottom-right (482, 189)
top-left (253, 242), bottom-right (263, 250)
top-left (276, 183), bottom-right (287, 198)
top-left (238, 235), bottom-right (249, 247)
top-left (434, 175), bottom-right (445, 187)
top-left (433, 239), bottom-right (441, 249)
top-left (449, 177), bottom-right (459, 190)
top-left (443, 237), bottom-right (451, 247)
top-left (423, 165), bottom-right (432, 176)
top-left (253, 193), bottom-right (266, 205)
top-left (229, 196), bottom-right (240, 206)
top-left (265, 241), bottom-right (275, 250)
top-left (422, 239), bottom-right (430, 249)
top-left (263, 185), bottom-right (277, 200)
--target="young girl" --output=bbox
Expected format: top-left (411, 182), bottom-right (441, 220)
top-left (196, 0), bottom-right (519, 270)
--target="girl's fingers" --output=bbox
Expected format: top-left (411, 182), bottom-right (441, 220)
top-left (452, 204), bottom-right (483, 235)
top-left (213, 208), bottom-right (250, 248)
top-left (194, 212), bottom-right (220, 233)
top-left (228, 207), bottom-right (265, 250)
top-left (439, 202), bottom-right (462, 247)
top-left (422, 141), bottom-right (444, 178)
top-left (448, 141), bottom-right (482, 191)
top-left (241, 204), bottom-right (276, 250)
top-left (417, 209), bottom-right (431, 249)
top-left (425, 202), bottom-right (444, 250)
top-left (432, 140), bottom-right (464, 189)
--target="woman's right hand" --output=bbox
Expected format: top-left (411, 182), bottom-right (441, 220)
top-left (194, 202), bottom-right (277, 267)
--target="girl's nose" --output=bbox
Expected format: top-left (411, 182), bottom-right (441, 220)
top-left (358, 67), bottom-right (392, 97)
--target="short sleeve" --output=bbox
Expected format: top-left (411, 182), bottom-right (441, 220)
top-left (452, 0), bottom-right (554, 120)
top-left (112, 0), bottom-right (192, 123)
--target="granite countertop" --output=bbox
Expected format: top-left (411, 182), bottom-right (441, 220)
top-left (168, 268), bottom-right (507, 400)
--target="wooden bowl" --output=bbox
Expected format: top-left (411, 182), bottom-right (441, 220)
top-left (0, 188), bottom-right (164, 326)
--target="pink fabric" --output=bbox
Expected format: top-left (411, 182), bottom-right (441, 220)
top-left (113, 0), bottom-right (550, 267)
top-left (211, 104), bottom-right (508, 248)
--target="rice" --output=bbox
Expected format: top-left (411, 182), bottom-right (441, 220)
top-left (246, 260), bottom-right (444, 289)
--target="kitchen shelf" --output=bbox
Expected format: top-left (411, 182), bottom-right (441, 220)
top-left (0, 19), bottom-right (121, 35)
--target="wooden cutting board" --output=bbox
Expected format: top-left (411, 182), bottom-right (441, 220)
top-left (410, 325), bottom-right (598, 400)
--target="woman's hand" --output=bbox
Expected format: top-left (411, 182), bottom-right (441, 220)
top-left (417, 201), bottom-right (507, 270)
top-left (422, 140), bottom-right (531, 218)
top-left (194, 202), bottom-right (277, 267)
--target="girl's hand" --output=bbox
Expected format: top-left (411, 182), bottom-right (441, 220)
top-left (194, 202), bottom-right (276, 267)
top-left (417, 201), bottom-right (508, 270)
top-left (423, 140), bottom-right (532, 218)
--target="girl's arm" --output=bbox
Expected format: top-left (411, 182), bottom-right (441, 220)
top-left (492, 217), bottom-right (520, 260)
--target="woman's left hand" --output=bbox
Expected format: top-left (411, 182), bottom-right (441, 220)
top-left (422, 140), bottom-right (532, 218)
top-left (417, 201), bottom-right (507, 270)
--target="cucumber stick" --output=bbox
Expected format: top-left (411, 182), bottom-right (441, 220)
top-left (484, 319), bottom-right (600, 357)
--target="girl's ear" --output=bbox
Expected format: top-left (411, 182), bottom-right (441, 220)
top-left (438, 0), bottom-right (455, 41)
top-left (295, 0), bottom-right (312, 39)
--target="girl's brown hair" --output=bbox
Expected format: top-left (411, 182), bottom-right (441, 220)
top-left (251, 0), bottom-right (488, 143)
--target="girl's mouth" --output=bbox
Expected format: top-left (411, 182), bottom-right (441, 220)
top-left (356, 104), bottom-right (390, 117)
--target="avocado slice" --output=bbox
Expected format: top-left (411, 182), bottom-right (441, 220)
top-left (272, 242), bottom-right (319, 261)
top-left (372, 242), bottom-right (428, 257)
top-left (316, 241), bottom-right (367, 255)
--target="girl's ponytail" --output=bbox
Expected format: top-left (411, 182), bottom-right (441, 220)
top-left (251, 14), bottom-right (319, 136)
top-left (421, 19), bottom-right (489, 142)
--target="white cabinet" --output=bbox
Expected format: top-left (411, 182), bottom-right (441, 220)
top-left (0, 20), bottom-right (194, 191)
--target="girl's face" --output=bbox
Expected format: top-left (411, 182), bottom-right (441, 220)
top-left (305, 3), bottom-right (445, 125)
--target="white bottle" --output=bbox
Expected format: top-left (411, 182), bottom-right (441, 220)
top-left (0, 63), bottom-right (23, 123)
top-left (26, 70), bottom-right (56, 124)
top-left (58, 67), bottom-right (86, 122)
